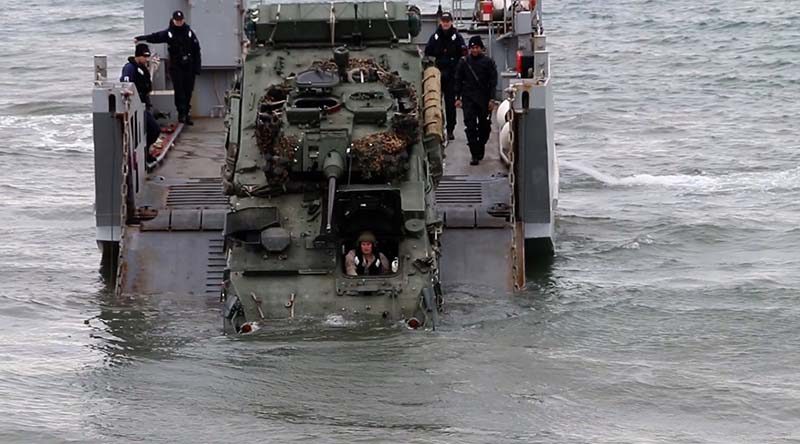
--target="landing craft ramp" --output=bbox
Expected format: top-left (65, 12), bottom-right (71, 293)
top-left (418, 4), bottom-right (559, 292)
top-left (437, 112), bottom-right (515, 291)
top-left (92, 0), bottom-right (243, 298)
top-left (116, 119), bottom-right (228, 297)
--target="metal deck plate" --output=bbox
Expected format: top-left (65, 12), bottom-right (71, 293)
top-left (166, 178), bottom-right (228, 208)
top-left (435, 180), bottom-right (483, 205)
top-left (206, 237), bottom-right (226, 297)
top-left (440, 228), bottom-right (513, 291)
top-left (118, 119), bottom-right (230, 297)
top-left (118, 230), bottom-right (225, 296)
top-left (436, 175), bottom-right (510, 228)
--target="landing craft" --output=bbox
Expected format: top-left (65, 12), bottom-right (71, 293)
top-left (92, 0), bottom-right (557, 333)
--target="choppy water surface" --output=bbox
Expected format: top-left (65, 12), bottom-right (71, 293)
top-left (1, 1), bottom-right (799, 442)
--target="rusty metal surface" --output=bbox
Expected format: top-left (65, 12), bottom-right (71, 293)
top-left (439, 228), bottom-right (513, 292)
top-left (118, 118), bottom-right (229, 296)
top-left (119, 230), bottom-right (225, 296)
top-left (170, 209), bottom-right (203, 231)
top-left (512, 221), bottom-right (526, 291)
top-left (153, 118), bottom-right (227, 179)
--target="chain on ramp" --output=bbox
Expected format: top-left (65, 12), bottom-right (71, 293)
top-left (114, 95), bottom-right (133, 295)
top-left (508, 104), bottom-right (525, 291)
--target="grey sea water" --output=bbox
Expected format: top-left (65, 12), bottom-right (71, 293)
top-left (1, 0), bottom-right (799, 442)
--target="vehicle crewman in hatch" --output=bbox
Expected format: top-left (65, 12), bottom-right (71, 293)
top-left (345, 231), bottom-right (390, 276)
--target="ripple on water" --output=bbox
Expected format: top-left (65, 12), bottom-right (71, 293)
top-left (1, 0), bottom-right (799, 442)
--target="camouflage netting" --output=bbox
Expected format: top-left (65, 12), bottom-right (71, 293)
top-left (255, 112), bottom-right (281, 153)
top-left (274, 134), bottom-right (299, 160)
top-left (256, 83), bottom-right (292, 155)
top-left (255, 57), bottom-right (421, 183)
top-left (340, 57), bottom-right (420, 180)
top-left (351, 113), bottom-right (419, 179)
top-left (310, 57), bottom-right (418, 109)
top-left (253, 83), bottom-right (295, 192)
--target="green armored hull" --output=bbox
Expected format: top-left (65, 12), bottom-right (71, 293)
top-left (220, 2), bottom-right (444, 332)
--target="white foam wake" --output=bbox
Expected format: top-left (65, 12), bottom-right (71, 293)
top-left (561, 160), bottom-right (800, 192)
top-left (0, 114), bottom-right (92, 154)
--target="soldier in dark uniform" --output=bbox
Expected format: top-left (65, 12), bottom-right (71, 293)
top-left (135, 10), bottom-right (201, 125)
top-left (424, 12), bottom-right (466, 141)
top-left (120, 43), bottom-right (159, 162)
top-left (454, 36), bottom-right (498, 165)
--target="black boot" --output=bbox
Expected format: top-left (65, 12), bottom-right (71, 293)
top-left (178, 114), bottom-right (186, 124)
top-left (447, 130), bottom-right (455, 141)
top-left (468, 143), bottom-right (480, 165)
top-left (476, 144), bottom-right (485, 161)
top-left (184, 115), bottom-right (194, 126)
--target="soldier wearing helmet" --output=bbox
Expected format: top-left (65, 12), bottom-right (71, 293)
top-left (345, 231), bottom-right (390, 276)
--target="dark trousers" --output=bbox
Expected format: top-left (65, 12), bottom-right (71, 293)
top-left (144, 110), bottom-right (160, 161)
top-left (441, 70), bottom-right (457, 133)
top-left (170, 68), bottom-right (196, 117)
top-left (462, 99), bottom-right (491, 160)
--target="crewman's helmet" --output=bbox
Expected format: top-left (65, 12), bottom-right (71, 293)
top-left (357, 231), bottom-right (377, 245)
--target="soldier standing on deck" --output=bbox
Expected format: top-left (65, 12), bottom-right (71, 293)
top-left (424, 12), bottom-right (466, 141)
top-left (454, 35), bottom-right (497, 165)
top-left (120, 43), bottom-right (159, 162)
top-left (135, 10), bottom-right (201, 126)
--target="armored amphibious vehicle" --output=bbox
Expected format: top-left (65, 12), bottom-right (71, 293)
top-left (219, 3), bottom-right (445, 332)
top-left (92, 0), bottom-right (557, 332)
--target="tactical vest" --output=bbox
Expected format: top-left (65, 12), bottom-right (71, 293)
top-left (354, 252), bottom-right (383, 275)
